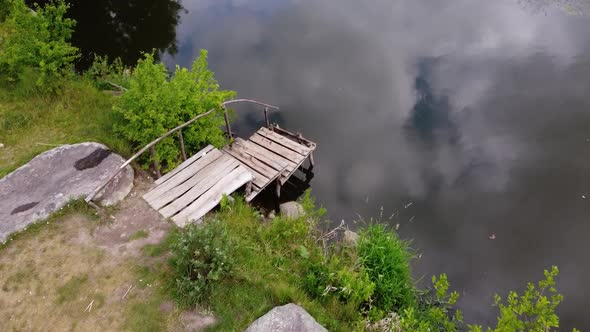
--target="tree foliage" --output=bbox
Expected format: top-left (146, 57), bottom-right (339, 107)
top-left (115, 50), bottom-right (235, 171)
top-left (0, 0), bottom-right (79, 91)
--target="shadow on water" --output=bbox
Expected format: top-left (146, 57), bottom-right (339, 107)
top-left (28, 0), bottom-right (185, 69)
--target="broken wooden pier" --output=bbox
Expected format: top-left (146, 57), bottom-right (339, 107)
top-left (86, 99), bottom-right (316, 227)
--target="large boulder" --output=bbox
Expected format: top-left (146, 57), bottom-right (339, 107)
top-left (0, 142), bottom-right (133, 243)
top-left (279, 201), bottom-right (304, 219)
top-left (245, 303), bottom-right (327, 332)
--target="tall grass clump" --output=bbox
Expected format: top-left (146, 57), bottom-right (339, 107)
top-left (358, 223), bottom-right (415, 317)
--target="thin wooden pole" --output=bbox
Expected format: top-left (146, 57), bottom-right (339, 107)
top-left (224, 107), bottom-right (233, 140)
top-left (178, 129), bottom-right (187, 161)
top-left (149, 146), bottom-right (161, 179)
top-left (264, 107), bottom-right (270, 128)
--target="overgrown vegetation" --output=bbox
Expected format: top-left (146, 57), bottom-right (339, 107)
top-left (114, 51), bottom-right (235, 172)
top-left (161, 193), bottom-right (575, 331)
top-left (358, 224), bottom-right (414, 316)
top-left (0, 0), bottom-right (79, 92)
top-left (170, 219), bottom-right (235, 306)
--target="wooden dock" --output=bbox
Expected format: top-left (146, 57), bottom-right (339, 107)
top-left (85, 99), bottom-right (316, 227)
top-left (142, 126), bottom-right (315, 226)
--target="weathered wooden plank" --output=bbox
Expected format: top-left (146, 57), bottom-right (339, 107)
top-left (172, 166), bottom-right (252, 226)
top-left (249, 134), bottom-right (305, 164)
top-left (154, 145), bottom-right (214, 186)
top-left (221, 152), bottom-right (268, 189)
top-left (223, 145), bottom-right (279, 180)
top-left (236, 138), bottom-right (296, 173)
top-left (258, 127), bottom-right (312, 155)
top-left (143, 149), bottom-right (223, 202)
top-left (159, 158), bottom-right (241, 218)
top-left (233, 138), bottom-right (290, 172)
top-left (149, 155), bottom-right (237, 210)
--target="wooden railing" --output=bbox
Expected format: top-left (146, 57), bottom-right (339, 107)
top-left (85, 99), bottom-right (279, 204)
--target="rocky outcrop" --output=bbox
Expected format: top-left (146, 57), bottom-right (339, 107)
top-left (0, 142), bottom-right (133, 242)
top-left (245, 303), bottom-right (327, 332)
top-left (279, 201), bottom-right (305, 219)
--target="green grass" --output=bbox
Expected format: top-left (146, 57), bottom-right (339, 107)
top-left (2, 264), bottom-right (37, 292)
top-left (0, 74), bottom-right (132, 177)
top-left (358, 224), bottom-right (415, 315)
top-left (125, 295), bottom-right (166, 332)
top-left (125, 262), bottom-right (172, 332)
top-left (56, 274), bottom-right (89, 304)
top-left (129, 230), bottom-right (149, 241)
top-left (170, 198), bottom-right (361, 331)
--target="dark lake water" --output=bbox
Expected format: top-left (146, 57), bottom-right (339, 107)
top-left (60, 0), bottom-right (590, 329)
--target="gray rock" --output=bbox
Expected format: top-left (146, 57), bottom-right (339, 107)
top-left (279, 201), bottom-right (304, 219)
top-left (0, 142), bottom-right (133, 242)
top-left (94, 164), bottom-right (134, 207)
top-left (245, 303), bottom-right (327, 332)
top-left (343, 230), bottom-right (359, 245)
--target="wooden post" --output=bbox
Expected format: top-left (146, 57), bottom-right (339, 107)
top-left (264, 107), bottom-right (270, 128)
top-left (245, 182), bottom-right (253, 197)
top-left (149, 146), bottom-right (161, 179)
top-left (223, 107), bottom-right (233, 140)
top-left (275, 180), bottom-right (281, 199)
top-left (178, 129), bottom-right (187, 161)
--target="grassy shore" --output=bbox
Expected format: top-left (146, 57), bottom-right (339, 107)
top-left (0, 76), bottom-right (130, 177)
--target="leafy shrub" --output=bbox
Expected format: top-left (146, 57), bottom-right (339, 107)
top-left (469, 266), bottom-right (576, 332)
top-left (401, 274), bottom-right (462, 331)
top-left (115, 50), bottom-right (235, 172)
top-left (358, 224), bottom-right (415, 315)
top-left (0, 0), bottom-right (79, 91)
top-left (169, 219), bottom-right (235, 307)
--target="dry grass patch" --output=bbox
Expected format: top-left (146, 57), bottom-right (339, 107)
top-left (0, 193), bottom-right (192, 331)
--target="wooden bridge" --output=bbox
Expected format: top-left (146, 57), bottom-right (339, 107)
top-left (86, 99), bottom-right (316, 227)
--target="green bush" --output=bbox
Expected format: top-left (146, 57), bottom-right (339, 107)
top-left (401, 274), bottom-right (462, 331)
top-left (0, 0), bottom-right (79, 92)
top-left (169, 219), bottom-right (235, 307)
top-left (115, 50), bottom-right (235, 172)
top-left (469, 266), bottom-right (576, 332)
top-left (358, 224), bottom-right (415, 315)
